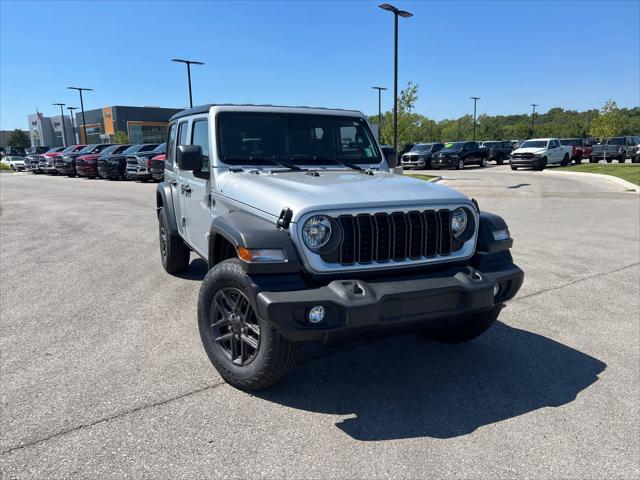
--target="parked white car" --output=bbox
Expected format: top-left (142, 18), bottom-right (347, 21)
top-left (1, 155), bottom-right (26, 171)
top-left (509, 138), bottom-right (572, 170)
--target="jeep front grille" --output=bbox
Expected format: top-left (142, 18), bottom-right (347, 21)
top-left (328, 210), bottom-right (455, 266)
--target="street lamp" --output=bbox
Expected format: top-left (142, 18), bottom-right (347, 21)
top-left (52, 103), bottom-right (68, 147)
top-left (458, 118), bottom-right (462, 141)
top-left (530, 103), bottom-right (538, 138)
top-left (67, 107), bottom-right (78, 144)
top-left (371, 86), bottom-right (387, 141)
top-left (470, 97), bottom-right (480, 141)
top-left (67, 87), bottom-right (93, 144)
top-left (378, 3), bottom-right (413, 152)
top-left (171, 58), bottom-right (204, 108)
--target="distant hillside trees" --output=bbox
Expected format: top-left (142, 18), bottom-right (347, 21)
top-left (369, 84), bottom-right (639, 145)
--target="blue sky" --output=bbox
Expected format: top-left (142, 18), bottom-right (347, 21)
top-left (1, 0), bottom-right (638, 130)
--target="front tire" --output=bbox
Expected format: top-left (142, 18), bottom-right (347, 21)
top-left (456, 159), bottom-right (464, 170)
top-left (510, 165), bottom-right (518, 170)
top-left (536, 157), bottom-right (547, 171)
top-left (158, 207), bottom-right (190, 273)
top-left (421, 305), bottom-right (501, 343)
top-left (561, 154), bottom-right (569, 166)
top-left (589, 156), bottom-right (597, 163)
top-left (480, 158), bottom-right (487, 168)
top-left (198, 259), bottom-right (300, 390)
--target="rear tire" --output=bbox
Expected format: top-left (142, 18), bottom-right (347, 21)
top-left (480, 158), bottom-right (487, 168)
top-left (421, 305), bottom-right (502, 343)
top-left (158, 206), bottom-right (190, 274)
top-left (561, 154), bottom-right (569, 166)
top-left (198, 259), bottom-right (300, 390)
top-left (510, 165), bottom-right (518, 170)
top-left (589, 156), bottom-right (597, 163)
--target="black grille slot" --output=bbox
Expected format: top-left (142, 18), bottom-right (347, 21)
top-left (338, 215), bottom-right (356, 265)
top-left (374, 213), bottom-right (391, 262)
top-left (407, 211), bottom-right (424, 259)
top-left (438, 209), bottom-right (452, 255)
top-left (423, 210), bottom-right (438, 257)
top-left (355, 214), bottom-right (374, 264)
top-left (391, 212), bottom-right (408, 260)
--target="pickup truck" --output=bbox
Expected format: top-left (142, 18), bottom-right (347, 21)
top-left (510, 138), bottom-right (572, 170)
top-left (559, 138), bottom-right (585, 164)
top-left (431, 141), bottom-right (490, 170)
top-left (479, 141), bottom-right (512, 165)
top-left (590, 137), bottom-right (638, 163)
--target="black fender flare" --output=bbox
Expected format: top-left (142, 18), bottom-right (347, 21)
top-left (156, 182), bottom-right (179, 235)
top-left (209, 211), bottom-right (302, 274)
top-left (475, 211), bottom-right (513, 254)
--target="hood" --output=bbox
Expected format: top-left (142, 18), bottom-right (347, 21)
top-left (512, 147), bottom-right (546, 155)
top-left (218, 170), bottom-right (470, 221)
top-left (100, 154), bottom-right (126, 162)
top-left (404, 151), bottom-right (433, 157)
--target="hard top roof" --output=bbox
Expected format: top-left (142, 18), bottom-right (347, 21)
top-left (169, 104), bottom-right (363, 121)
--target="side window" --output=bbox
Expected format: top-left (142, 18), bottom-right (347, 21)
top-left (178, 121), bottom-right (189, 146)
top-left (165, 124), bottom-right (177, 168)
top-left (191, 119), bottom-right (210, 170)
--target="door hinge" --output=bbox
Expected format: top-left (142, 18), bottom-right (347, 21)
top-left (277, 207), bottom-right (293, 229)
top-left (181, 216), bottom-right (186, 227)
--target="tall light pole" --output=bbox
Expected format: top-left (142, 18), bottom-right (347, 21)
top-left (470, 96), bottom-right (480, 141)
top-left (67, 87), bottom-right (92, 144)
top-left (530, 103), bottom-right (538, 138)
top-left (430, 120), bottom-right (434, 142)
top-left (67, 107), bottom-right (78, 144)
top-left (171, 58), bottom-right (204, 108)
top-left (371, 86), bottom-right (387, 142)
top-left (586, 110), bottom-right (592, 137)
top-left (52, 103), bottom-right (68, 147)
top-left (378, 4), bottom-right (413, 153)
top-left (458, 118), bottom-right (462, 141)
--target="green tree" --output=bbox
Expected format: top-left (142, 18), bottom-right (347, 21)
top-left (379, 81), bottom-right (424, 147)
top-left (114, 131), bottom-right (130, 144)
top-left (7, 129), bottom-right (30, 148)
top-left (589, 100), bottom-right (624, 139)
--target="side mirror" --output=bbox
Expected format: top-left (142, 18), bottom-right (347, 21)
top-left (176, 145), bottom-right (203, 171)
top-left (382, 147), bottom-right (397, 168)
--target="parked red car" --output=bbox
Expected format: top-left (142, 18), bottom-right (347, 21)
top-left (582, 138), bottom-right (598, 159)
top-left (148, 154), bottom-right (165, 182)
top-left (76, 144), bottom-right (131, 178)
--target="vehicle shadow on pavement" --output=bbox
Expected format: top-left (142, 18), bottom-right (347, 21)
top-left (173, 258), bottom-right (209, 280)
top-left (256, 322), bottom-right (606, 441)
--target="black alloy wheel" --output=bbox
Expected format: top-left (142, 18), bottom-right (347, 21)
top-left (209, 288), bottom-right (261, 366)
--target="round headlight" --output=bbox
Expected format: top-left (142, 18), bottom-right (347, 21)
top-left (302, 215), bottom-right (332, 250)
top-left (450, 208), bottom-right (468, 239)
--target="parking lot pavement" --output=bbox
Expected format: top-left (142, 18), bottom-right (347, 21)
top-left (1, 170), bottom-right (638, 479)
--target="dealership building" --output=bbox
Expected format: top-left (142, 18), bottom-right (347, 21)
top-left (72, 106), bottom-right (181, 144)
top-left (27, 113), bottom-right (74, 148)
top-left (27, 105), bottom-right (182, 147)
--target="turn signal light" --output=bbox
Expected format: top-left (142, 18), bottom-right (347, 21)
top-left (236, 247), bottom-right (287, 263)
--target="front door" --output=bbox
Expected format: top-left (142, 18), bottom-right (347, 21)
top-left (171, 121), bottom-right (190, 237)
top-left (181, 116), bottom-right (212, 258)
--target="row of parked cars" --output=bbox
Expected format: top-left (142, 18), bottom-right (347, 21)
top-left (16, 143), bottom-right (168, 181)
top-left (399, 136), bottom-right (640, 170)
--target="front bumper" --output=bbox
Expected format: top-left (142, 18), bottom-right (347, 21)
top-left (98, 163), bottom-right (124, 178)
top-left (255, 261), bottom-right (523, 341)
top-left (402, 159), bottom-right (427, 169)
top-left (431, 157), bottom-right (457, 168)
top-left (510, 157), bottom-right (542, 168)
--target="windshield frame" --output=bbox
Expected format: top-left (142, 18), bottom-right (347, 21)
top-left (215, 111), bottom-right (383, 168)
top-left (409, 143), bottom-right (433, 153)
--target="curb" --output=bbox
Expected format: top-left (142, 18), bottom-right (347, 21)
top-left (429, 176), bottom-right (443, 183)
top-left (543, 169), bottom-right (639, 193)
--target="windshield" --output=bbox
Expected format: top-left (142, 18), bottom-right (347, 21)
top-left (217, 112), bottom-right (382, 166)
top-left (442, 142), bottom-right (466, 150)
top-left (78, 144), bottom-right (99, 154)
top-left (409, 144), bottom-right (432, 153)
top-left (101, 144), bottom-right (126, 155)
top-left (607, 137), bottom-right (625, 145)
top-left (153, 143), bottom-right (166, 153)
top-left (560, 139), bottom-right (582, 146)
top-left (519, 140), bottom-right (548, 149)
top-left (481, 142), bottom-right (498, 148)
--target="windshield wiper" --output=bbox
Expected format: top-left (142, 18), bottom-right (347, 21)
top-left (222, 156), bottom-right (302, 171)
top-left (290, 154), bottom-right (363, 171)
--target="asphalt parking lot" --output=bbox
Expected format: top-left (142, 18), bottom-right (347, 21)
top-left (1, 166), bottom-right (638, 479)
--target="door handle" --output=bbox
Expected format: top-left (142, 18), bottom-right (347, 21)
top-left (181, 184), bottom-right (191, 194)
top-left (169, 179), bottom-right (177, 186)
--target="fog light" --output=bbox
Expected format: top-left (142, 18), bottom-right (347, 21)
top-left (308, 305), bottom-right (325, 324)
top-left (493, 284), bottom-right (500, 297)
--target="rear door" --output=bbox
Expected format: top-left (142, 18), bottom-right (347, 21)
top-left (170, 121), bottom-right (189, 238)
top-left (182, 116), bottom-right (212, 258)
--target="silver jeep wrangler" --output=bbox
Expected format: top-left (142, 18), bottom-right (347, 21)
top-left (156, 104), bottom-right (523, 390)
